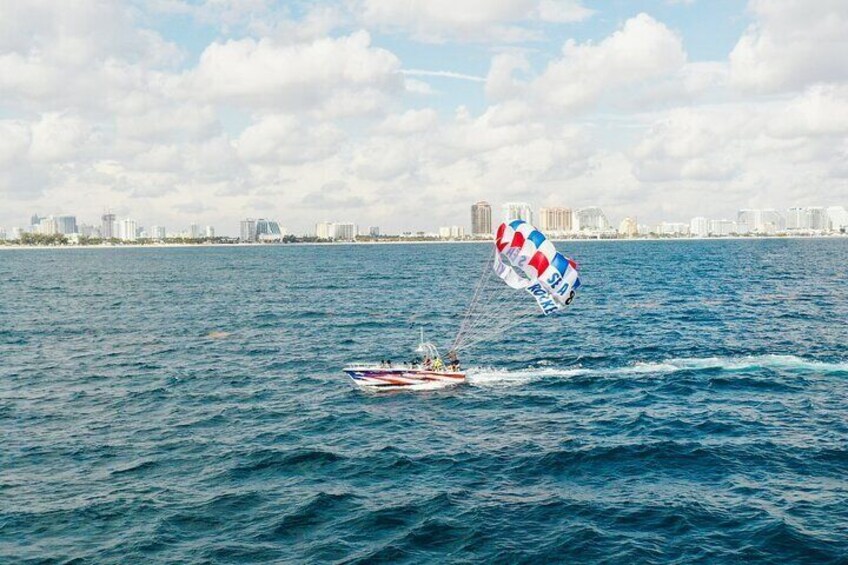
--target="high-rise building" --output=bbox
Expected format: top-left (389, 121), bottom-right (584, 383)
top-left (690, 217), bottom-right (710, 237)
top-left (150, 226), bottom-right (166, 239)
top-left (439, 226), bottom-right (465, 239)
top-left (101, 213), bottom-right (116, 239)
top-left (316, 222), bottom-right (354, 240)
top-left (738, 209), bottom-right (784, 234)
top-left (255, 219), bottom-right (284, 241)
top-left (37, 217), bottom-right (58, 235)
top-left (78, 224), bottom-right (99, 237)
top-left (709, 219), bottom-right (736, 236)
top-left (807, 207), bottom-right (828, 230)
top-left (369, 226), bottom-right (381, 237)
top-left (30, 214), bottom-right (43, 228)
top-left (786, 207), bottom-right (806, 230)
top-left (736, 209), bottom-right (756, 234)
top-left (205, 226), bottom-right (215, 238)
top-left (471, 201), bottom-right (492, 235)
top-left (118, 218), bottom-right (138, 241)
top-left (331, 223), bottom-right (355, 241)
top-left (316, 222), bottom-right (332, 239)
top-left (189, 224), bottom-right (201, 239)
top-left (240, 219), bottom-right (257, 242)
top-left (658, 222), bottom-right (689, 236)
top-left (619, 217), bottom-right (638, 237)
top-left (539, 207), bottom-right (572, 234)
top-left (502, 202), bottom-right (533, 224)
top-left (54, 215), bottom-right (78, 235)
top-left (573, 207), bottom-right (610, 232)
top-left (0, 227), bottom-right (6, 241)
top-left (827, 206), bottom-right (848, 232)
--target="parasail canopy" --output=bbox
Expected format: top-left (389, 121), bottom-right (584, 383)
top-left (451, 221), bottom-right (581, 352)
top-left (494, 219), bottom-right (581, 315)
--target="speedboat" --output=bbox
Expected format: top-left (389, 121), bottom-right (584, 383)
top-left (343, 330), bottom-right (465, 390)
top-left (342, 365), bottom-right (466, 390)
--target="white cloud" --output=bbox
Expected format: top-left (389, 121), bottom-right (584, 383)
top-left (484, 14), bottom-right (693, 117)
top-left (359, 0), bottom-right (592, 43)
top-left (769, 84), bottom-right (848, 137)
top-left (236, 115), bottom-right (345, 164)
top-left (529, 13), bottom-right (687, 111)
top-left (629, 87), bottom-right (848, 214)
top-left (186, 31), bottom-right (403, 114)
top-left (0, 0), bottom-right (183, 69)
top-left (730, 0), bottom-right (848, 91)
top-left (376, 109), bottom-right (440, 135)
top-left (29, 113), bottom-right (99, 163)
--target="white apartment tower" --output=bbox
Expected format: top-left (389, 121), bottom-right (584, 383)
top-left (502, 202), bottom-right (533, 224)
top-left (118, 218), bottom-right (138, 242)
top-left (827, 206), bottom-right (848, 232)
top-left (240, 219), bottom-right (257, 242)
top-left (315, 222), bottom-right (332, 239)
top-left (573, 207), bottom-right (610, 232)
top-left (690, 217), bottom-right (710, 237)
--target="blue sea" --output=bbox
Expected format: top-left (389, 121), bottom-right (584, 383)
top-left (2, 240), bottom-right (848, 563)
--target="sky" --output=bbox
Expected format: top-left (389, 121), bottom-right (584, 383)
top-left (1, 0), bottom-right (847, 235)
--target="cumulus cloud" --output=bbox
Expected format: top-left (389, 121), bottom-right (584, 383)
top-left (484, 14), bottom-right (690, 116)
top-left (730, 0), bottom-right (848, 91)
top-left (359, 0), bottom-right (593, 43)
top-left (237, 115), bottom-right (345, 164)
top-left (530, 13), bottom-right (687, 111)
top-left (630, 85), bottom-right (848, 216)
top-left (186, 31), bottom-right (402, 113)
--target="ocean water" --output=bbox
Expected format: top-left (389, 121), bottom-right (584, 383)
top-left (2, 239), bottom-right (848, 563)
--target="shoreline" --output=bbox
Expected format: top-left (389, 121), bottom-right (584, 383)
top-left (1, 233), bottom-right (846, 250)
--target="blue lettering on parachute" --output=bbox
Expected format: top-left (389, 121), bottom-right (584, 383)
top-left (526, 283), bottom-right (561, 315)
top-left (528, 283), bottom-right (547, 297)
top-left (540, 298), bottom-right (558, 315)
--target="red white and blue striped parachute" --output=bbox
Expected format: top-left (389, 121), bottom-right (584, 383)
top-left (494, 220), bottom-right (581, 315)
top-left (451, 221), bottom-right (581, 352)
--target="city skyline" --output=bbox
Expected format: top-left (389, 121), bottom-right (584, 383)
top-left (2, 2), bottom-right (847, 233)
top-left (5, 201), bottom-right (847, 242)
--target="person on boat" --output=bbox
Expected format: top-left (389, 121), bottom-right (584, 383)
top-left (447, 350), bottom-right (460, 371)
top-left (433, 357), bottom-right (445, 371)
top-left (423, 357), bottom-right (432, 370)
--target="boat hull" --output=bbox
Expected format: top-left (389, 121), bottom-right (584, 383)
top-left (343, 366), bottom-right (466, 389)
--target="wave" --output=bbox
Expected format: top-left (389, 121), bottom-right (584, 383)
top-left (466, 354), bottom-right (848, 388)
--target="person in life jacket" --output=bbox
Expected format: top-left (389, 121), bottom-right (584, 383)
top-left (433, 357), bottom-right (445, 371)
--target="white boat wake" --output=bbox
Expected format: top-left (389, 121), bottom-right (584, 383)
top-left (465, 354), bottom-right (848, 388)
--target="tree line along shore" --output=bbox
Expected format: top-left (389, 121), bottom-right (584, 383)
top-left (2, 232), bottom-right (846, 248)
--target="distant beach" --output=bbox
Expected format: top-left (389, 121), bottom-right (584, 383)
top-left (2, 233), bottom-right (846, 251)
